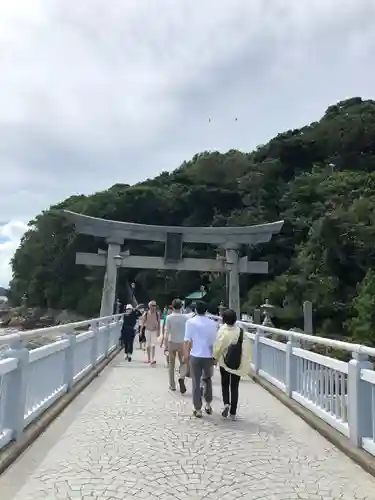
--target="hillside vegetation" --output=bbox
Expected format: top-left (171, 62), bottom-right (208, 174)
top-left (10, 97), bottom-right (375, 344)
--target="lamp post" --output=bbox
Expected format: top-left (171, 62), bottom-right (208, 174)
top-left (130, 281), bottom-right (137, 307)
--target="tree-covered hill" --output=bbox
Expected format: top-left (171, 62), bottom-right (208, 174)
top-left (10, 97), bottom-right (375, 344)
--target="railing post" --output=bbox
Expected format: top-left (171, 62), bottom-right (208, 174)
top-left (253, 308), bottom-right (261, 325)
top-left (348, 352), bottom-right (373, 447)
top-left (117, 314), bottom-right (123, 344)
top-left (3, 344), bottom-right (29, 441)
top-left (90, 321), bottom-right (99, 368)
top-left (303, 300), bottom-right (313, 334)
top-left (105, 318), bottom-right (112, 356)
top-left (252, 329), bottom-right (262, 375)
top-left (112, 315), bottom-right (120, 350)
top-left (64, 332), bottom-right (76, 391)
top-left (285, 338), bottom-right (298, 397)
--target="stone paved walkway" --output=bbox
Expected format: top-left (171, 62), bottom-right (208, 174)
top-left (2, 348), bottom-right (375, 500)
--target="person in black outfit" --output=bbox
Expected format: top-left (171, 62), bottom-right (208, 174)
top-left (121, 304), bottom-right (142, 361)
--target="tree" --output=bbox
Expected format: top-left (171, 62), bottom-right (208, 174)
top-left (348, 269), bottom-right (375, 345)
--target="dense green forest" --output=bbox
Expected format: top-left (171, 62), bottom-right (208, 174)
top-left (10, 97), bottom-right (375, 344)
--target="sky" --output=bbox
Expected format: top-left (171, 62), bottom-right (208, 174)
top-left (1, 0), bottom-right (375, 288)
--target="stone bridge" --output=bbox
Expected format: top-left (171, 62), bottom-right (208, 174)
top-left (0, 315), bottom-right (375, 499)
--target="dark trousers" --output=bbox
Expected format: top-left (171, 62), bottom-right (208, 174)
top-left (190, 356), bottom-right (214, 410)
top-left (220, 366), bottom-right (240, 415)
top-left (121, 327), bottom-right (135, 355)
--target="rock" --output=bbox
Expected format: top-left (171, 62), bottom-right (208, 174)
top-left (23, 316), bottom-right (55, 330)
top-left (8, 316), bottom-right (25, 327)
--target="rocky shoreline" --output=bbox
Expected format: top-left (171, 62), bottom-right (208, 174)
top-left (0, 307), bottom-right (87, 351)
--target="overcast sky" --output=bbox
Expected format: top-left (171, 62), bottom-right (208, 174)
top-left (1, 0), bottom-right (375, 288)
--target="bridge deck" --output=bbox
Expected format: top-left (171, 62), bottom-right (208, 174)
top-left (1, 348), bottom-right (375, 500)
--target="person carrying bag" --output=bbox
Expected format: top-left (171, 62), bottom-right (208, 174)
top-left (213, 308), bottom-right (252, 420)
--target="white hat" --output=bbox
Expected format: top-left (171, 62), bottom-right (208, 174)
top-left (125, 304), bottom-right (133, 310)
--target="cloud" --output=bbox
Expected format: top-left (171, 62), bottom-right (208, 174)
top-left (0, 221), bottom-right (28, 287)
top-left (0, 0), bottom-right (375, 286)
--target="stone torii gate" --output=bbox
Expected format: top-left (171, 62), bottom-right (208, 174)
top-left (63, 211), bottom-right (284, 317)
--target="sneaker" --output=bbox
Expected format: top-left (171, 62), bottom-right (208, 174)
top-left (125, 354), bottom-right (128, 360)
top-left (204, 404), bottom-right (212, 415)
top-left (151, 360), bottom-right (156, 365)
top-left (178, 378), bottom-right (186, 394)
top-left (230, 414), bottom-right (236, 421)
top-left (193, 409), bottom-right (203, 418)
top-left (221, 405), bottom-right (230, 418)
top-left (169, 386), bottom-right (176, 391)
top-left (144, 360), bottom-right (151, 364)
top-left (128, 356), bottom-right (132, 362)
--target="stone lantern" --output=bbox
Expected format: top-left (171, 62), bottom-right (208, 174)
top-left (218, 301), bottom-right (225, 317)
top-left (261, 299), bottom-right (275, 327)
top-left (21, 293), bottom-right (28, 317)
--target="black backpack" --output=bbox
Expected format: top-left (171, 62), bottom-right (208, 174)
top-left (224, 329), bottom-right (243, 370)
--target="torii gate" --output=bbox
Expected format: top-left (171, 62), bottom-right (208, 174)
top-left (63, 211), bottom-right (284, 317)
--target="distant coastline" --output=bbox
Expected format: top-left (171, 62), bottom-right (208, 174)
top-left (0, 326), bottom-right (19, 335)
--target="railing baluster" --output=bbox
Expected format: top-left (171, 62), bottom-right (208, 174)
top-left (318, 366), bottom-right (324, 408)
top-left (324, 368), bottom-right (329, 411)
top-left (313, 362), bottom-right (318, 404)
top-left (340, 373), bottom-right (345, 419)
top-left (334, 371), bottom-right (340, 417)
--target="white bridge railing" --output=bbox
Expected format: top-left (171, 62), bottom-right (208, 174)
top-left (0, 314), bottom-right (123, 451)
top-left (1, 310), bottom-right (375, 461)
top-left (209, 314), bottom-right (375, 458)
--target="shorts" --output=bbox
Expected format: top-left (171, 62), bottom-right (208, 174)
top-left (145, 329), bottom-right (158, 348)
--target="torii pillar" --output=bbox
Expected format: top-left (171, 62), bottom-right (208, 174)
top-left (99, 238), bottom-right (123, 317)
top-left (226, 245), bottom-right (240, 316)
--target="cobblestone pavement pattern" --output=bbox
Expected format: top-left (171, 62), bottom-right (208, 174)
top-left (5, 348), bottom-right (375, 500)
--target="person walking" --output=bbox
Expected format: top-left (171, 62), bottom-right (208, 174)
top-left (161, 299), bottom-right (188, 393)
top-left (213, 308), bottom-right (252, 420)
top-left (120, 304), bottom-right (142, 362)
top-left (161, 305), bottom-right (173, 367)
top-left (141, 300), bottom-right (161, 365)
top-left (183, 301), bottom-right (218, 418)
top-left (138, 306), bottom-right (146, 350)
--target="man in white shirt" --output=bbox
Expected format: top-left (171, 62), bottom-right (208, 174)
top-left (183, 301), bottom-right (218, 418)
top-left (162, 298), bottom-right (188, 393)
